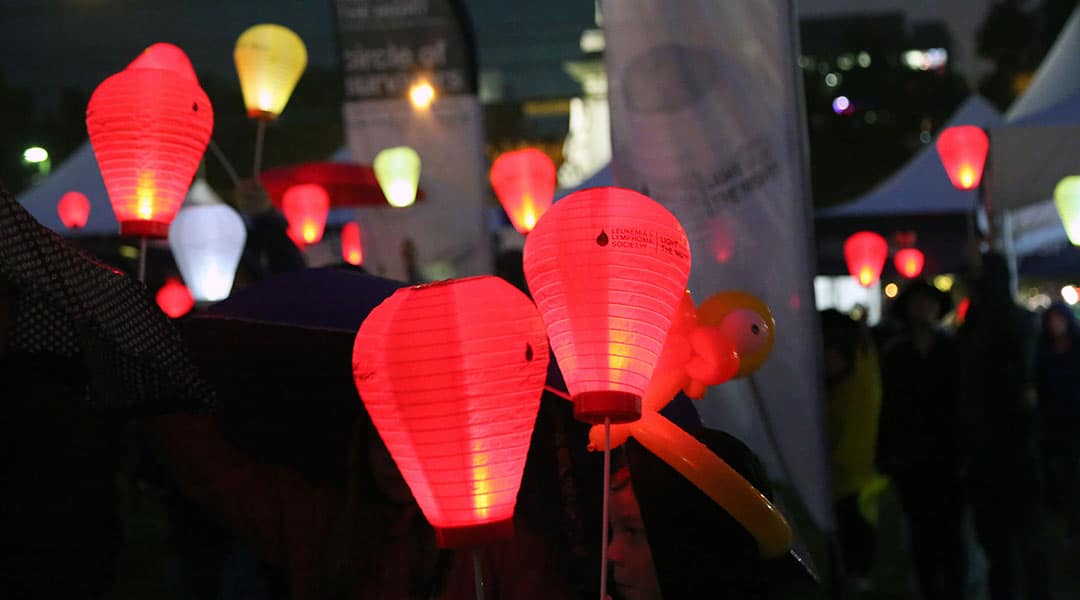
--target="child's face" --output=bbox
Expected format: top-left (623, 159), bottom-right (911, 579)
top-left (609, 481), bottom-right (662, 600)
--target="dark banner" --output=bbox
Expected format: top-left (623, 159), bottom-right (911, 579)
top-left (334, 0), bottom-right (477, 102)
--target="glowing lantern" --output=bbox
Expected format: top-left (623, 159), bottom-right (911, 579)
top-left (894, 247), bottom-right (925, 279)
top-left (57, 191), bottom-right (91, 229)
top-left (523, 187), bottom-right (692, 424)
top-left (935, 126), bottom-right (989, 191)
top-left (844, 231), bottom-right (887, 287)
top-left (490, 148), bottom-right (555, 234)
top-left (1054, 175), bottom-right (1080, 246)
top-left (282, 184), bottom-right (329, 245)
top-left (156, 277), bottom-right (194, 318)
top-left (341, 221), bottom-right (364, 265)
top-left (128, 43), bottom-right (197, 79)
top-left (956, 297), bottom-right (970, 323)
top-left (374, 146), bottom-right (421, 208)
top-left (353, 276), bottom-right (549, 548)
top-left (168, 204), bottom-right (247, 302)
top-left (86, 52), bottom-right (214, 238)
top-left (233, 24), bottom-right (307, 120)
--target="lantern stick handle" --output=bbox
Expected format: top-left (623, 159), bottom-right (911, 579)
top-left (253, 119), bottom-right (266, 179)
top-left (138, 236), bottom-right (148, 283)
top-left (543, 385), bottom-right (571, 401)
top-left (471, 547), bottom-right (485, 600)
top-left (208, 139), bottom-right (241, 188)
top-left (599, 417), bottom-right (611, 600)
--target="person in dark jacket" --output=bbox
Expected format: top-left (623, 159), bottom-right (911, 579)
top-left (877, 280), bottom-right (965, 600)
top-left (608, 427), bottom-right (817, 599)
top-left (958, 252), bottom-right (1050, 600)
top-left (1035, 302), bottom-right (1080, 536)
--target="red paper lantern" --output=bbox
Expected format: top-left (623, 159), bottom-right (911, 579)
top-left (86, 50), bottom-right (213, 239)
top-left (57, 191), bottom-right (91, 229)
top-left (523, 187), bottom-right (692, 424)
top-left (844, 231), bottom-right (887, 287)
top-left (490, 148), bottom-right (556, 234)
top-left (341, 221), bottom-right (364, 265)
top-left (353, 276), bottom-right (549, 548)
top-left (956, 297), bottom-right (970, 323)
top-left (156, 277), bottom-right (194, 318)
top-left (894, 247), bottom-right (925, 279)
top-left (282, 184), bottom-right (330, 245)
top-left (127, 43), bottom-right (197, 80)
top-left (935, 125), bottom-right (989, 191)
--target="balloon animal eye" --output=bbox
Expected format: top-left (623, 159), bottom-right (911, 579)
top-left (721, 309), bottom-right (770, 356)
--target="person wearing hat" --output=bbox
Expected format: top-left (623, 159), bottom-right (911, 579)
top-left (878, 279), bottom-right (966, 600)
top-left (607, 427), bottom-right (817, 599)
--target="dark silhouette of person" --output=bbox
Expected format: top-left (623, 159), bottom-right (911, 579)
top-left (1035, 302), bottom-right (1080, 538)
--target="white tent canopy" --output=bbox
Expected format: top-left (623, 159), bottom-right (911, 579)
top-left (988, 5), bottom-right (1080, 212)
top-left (816, 95), bottom-right (1001, 218)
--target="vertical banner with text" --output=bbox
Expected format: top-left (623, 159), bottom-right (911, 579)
top-left (334, 0), bottom-right (489, 281)
top-left (603, 0), bottom-right (832, 529)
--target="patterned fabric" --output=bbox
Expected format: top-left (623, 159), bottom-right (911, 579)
top-left (1, 189), bottom-right (213, 414)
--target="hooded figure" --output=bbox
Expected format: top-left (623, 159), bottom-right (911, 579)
top-left (611, 427), bottom-right (817, 599)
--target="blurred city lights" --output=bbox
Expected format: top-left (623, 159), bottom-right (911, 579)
top-left (22, 146), bottom-right (48, 163)
top-left (1062, 285), bottom-right (1079, 306)
top-left (857, 51), bottom-right (871, 68)
top-left (933, 274), bottom-right (954, 292)
top-left (409, 79), bottom-right (436, 110)
top-left (884, 282), bottom-right (898, 298)
top-left (824, 72), bottom-right (839, 87)
top-left (832, 96), bottom-right (851, 114)
top-left (902, 48), bottom-right (948, 71)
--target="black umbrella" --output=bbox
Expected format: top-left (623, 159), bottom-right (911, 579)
top-left (0, 189), bottom-right (212, 414)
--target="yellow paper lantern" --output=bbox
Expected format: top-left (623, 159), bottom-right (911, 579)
top-left (234, 24), bottom-right (307, 120)
top-left (374, 146), bottom-right (421, 208)
top-left (1054, 175), bottom-right (1080, 246)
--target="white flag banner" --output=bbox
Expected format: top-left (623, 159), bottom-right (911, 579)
top-left (603, 0), bottom-right (832, 529)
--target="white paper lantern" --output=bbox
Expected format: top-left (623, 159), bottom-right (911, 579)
top-left (169, 204), bottom-right (247, 302)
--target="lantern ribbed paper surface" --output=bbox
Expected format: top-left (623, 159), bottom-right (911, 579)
top-left (156, 278), bottom-right (194, 318)
top-left (128, 43), bottom-right (197, 80)
top-left (341, 221), bottom-right (364, 265)
top-left (373, 147), bottom-right (421, 208)
top-left (57, 191), bottom-right (91, 229)
top-left (523, 187), bottom-right (691, 424)
top-left (936, 126), bottom-right (989, 191)
top-left (86, 65), bottom-right (213, 239)
top-left (1054, 176), bottom-right (1080, 246)
top-left (894, 247), bottom-right (925, 279)
top-left (353, 276), bottom-right (549, 548)
top-left (282, 184), bottom-right (329, 245)
top-left (234, 24), bottom-right (307, 120)
top-left (169, 204), bottom-right (247, 302)
top-left (844, 231), bottom-right (887, 287)
top-left (490, 148), bottom-right (556, 234)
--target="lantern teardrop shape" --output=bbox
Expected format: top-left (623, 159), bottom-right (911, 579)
top-left (234, 24), bottom-right (307, 120)
top-left (490, 148), bottom-right (556, 234)
top-left (128, 43), bottom-right (197, 81)
top-left (156, 277), bottom-right (194, 318)
top-left (57, 191), bottom-right (91, 229)
top-left (894, 247), bottom-right (925, 279)
top-left (341, 221), bottom-right (364, 265)
top-left (168, 204), bottom-right (247, 302)
top-left (844, 231), bottom-right (887, 288)
top-left (935, 125), bottom-right (989, 191)
top-left (1054, 175), bottom-right (1080, 246)
top-left (353, 276), bottom-right (550, 548)
top-left (282, 184), bottom-right (330, 245)
top-left (86, 55), bottom-right (214, 239)
top-left (523, 187), bottom-right (692, 424)
top-left (374, 146), bottom-right (422, 208)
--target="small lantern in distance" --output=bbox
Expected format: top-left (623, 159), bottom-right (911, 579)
top-left (341, 221), bottom-right (364, 266)
top-left (57, 191), bottom-right (91, 229)
top-left (1054, 175), bottom-right (1080, 246)
top-left (282, 183), bottom-right (330, 245)
top-left (353, 275), bottom-right (549, 548)
top-left (156, 277), bottom-right (194, 318)
top-left (490, 148), bottom-right (556, 234)
top-left (374, 146), bottom-right (422, 208)
top-left (894, 247), bottom-right (925, 279)
top-left (233, 24), bottom-right (307, 121)
top-left (935, 125), bottom-right (989, 191)
top-left (844, 231), bottom-right (887, 287)
top-left (168, 203), bottom-right (247, 302)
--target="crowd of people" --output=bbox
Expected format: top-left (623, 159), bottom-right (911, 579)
top-left (823, 252), bottom-right (1080, 600)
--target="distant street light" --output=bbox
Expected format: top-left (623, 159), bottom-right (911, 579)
top-left (409, 79), bottom-right (436, 110)
top-left (22, 146), bottom-right (51, 178)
